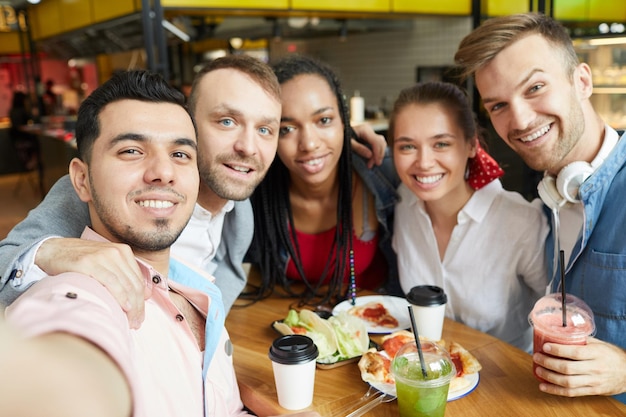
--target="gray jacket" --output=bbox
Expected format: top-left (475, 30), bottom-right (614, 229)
top-left (0, 175), bottom-right (252, 312)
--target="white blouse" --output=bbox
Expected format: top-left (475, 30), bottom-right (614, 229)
top-left (392, 180), bottom-right (549, 352)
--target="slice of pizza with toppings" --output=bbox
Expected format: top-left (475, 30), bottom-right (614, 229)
top-left (381, 330), bottom-right (447, 358)
top-left (358, 335), bottom-right (481, 395)
top-left (358, 348), bottom-right (394, 385)
top-left (449, 341), bottom-right (482, 376)
top-left (348, 301), bottom-right (399, 328)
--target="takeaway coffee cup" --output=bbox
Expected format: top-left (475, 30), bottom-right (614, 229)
top-left (268, 334), bottom-right (319, 410)
top-left (406, 285), bottom-right (447, 341)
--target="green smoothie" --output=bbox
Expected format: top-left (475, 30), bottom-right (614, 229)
top-left (391, 344), bottom-right (455, 417)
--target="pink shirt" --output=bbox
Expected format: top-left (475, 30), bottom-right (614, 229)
top-left (5, 228), bottom-right (248, 417)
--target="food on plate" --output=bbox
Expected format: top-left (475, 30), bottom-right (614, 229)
top-left (449, 341), bottom-right (482, 376)
top-left (358, 348), bottom-right (394, 384)
top-left (348, 301), bottom-right (399, 328)
top-left (275, 309), bottom-right (369, 364)
top-left (357, 331), bottom-right (481, 393)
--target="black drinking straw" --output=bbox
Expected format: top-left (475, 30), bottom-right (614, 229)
top-left (408, 305), bottom-right (428, 379)
top-left (560, 250), bottom-right (567, 327)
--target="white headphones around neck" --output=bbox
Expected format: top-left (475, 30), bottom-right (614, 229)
top-left (537, 128), bottom-right (618, 210)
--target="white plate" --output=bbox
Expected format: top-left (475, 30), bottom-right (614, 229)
top-left (332, 295), bottom-right (411, 334)
top-left (368, 372), bottom-right (480, 401)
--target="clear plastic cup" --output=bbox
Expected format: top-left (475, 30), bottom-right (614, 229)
top-left (391, 341), bottom-right (455, 417)
top-left (528, 293), bottom-right (595, 382)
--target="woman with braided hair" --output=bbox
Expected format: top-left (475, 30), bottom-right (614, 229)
top-left (245, 55), bottom-right (399, 308)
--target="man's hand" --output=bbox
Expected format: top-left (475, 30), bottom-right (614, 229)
top-left (36, 238), bottom-right (146, 329)
top-left (352, 123), bottom-right (387, 168)
top-left (533, 336), bottom-right (626, 397)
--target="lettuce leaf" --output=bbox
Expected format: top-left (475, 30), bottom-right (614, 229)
top-left (281, 309), bottom-right (369, 364)
top-left (329, 312), bottom-right (369, 359)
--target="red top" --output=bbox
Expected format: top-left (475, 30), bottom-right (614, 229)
top-left (285, 226), bottom-right (387, 290)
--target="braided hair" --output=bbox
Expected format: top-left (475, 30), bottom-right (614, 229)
top-left (248, 55), bottom-right (355, 307)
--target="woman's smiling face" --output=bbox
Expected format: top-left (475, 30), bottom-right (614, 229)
top-left (392, 102), bottom-right (476, 203)
top-left (276, 74), bottom-right (344, 187)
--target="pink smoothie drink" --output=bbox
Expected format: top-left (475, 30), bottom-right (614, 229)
top-left (529, 293), bottom-right (595, 382)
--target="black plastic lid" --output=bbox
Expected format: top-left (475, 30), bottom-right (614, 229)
top-left (268, 335), bottom-right (319, 365)
top-left (406, 285), bottom-right (447, 307)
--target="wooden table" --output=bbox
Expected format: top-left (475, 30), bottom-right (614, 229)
top-left (226, 291), bottom-right (626, 417)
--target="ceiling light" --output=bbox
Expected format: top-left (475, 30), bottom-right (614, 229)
top-left (287, 17), bottom-right (308, 29)
top-left (162, 19), bottom-right (190, 42)
top-left (588, 36), bottom-right (626, 46)
top-left (229, 37), bottom-right (243, 49)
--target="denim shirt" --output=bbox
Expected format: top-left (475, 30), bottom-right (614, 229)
top-left (547, 131), bottom-right (626, 403)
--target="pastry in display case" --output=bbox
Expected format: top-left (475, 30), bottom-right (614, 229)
top-left (574, 37), bottom-right (626, 131)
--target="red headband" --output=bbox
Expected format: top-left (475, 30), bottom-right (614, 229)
top-left (467, 144), bottom-right (504, 190)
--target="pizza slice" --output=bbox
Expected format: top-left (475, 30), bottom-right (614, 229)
top-left (381, 330), bottom-right (447, 358)
top-left (357, 336), bottom-right (481, 395)
top-left (449, 341), bottom-right (482, 376)
top-left (381, 330), bottom-right (415, 358)
top-left (358, 348), bottom-right (394, 385)
top-left (348, 301), bottom-right (399, 328)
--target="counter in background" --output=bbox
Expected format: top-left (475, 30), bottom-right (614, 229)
top-left (19, 117), bottom-right (77, 194)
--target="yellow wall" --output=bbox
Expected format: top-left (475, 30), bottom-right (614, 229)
top-left (30, 0), bottom-right (138, 40)
top-left (392, 0), bottom-right (471, 15)
top-left (482, 0), bottom-right (528, 16)
top-left (589, 0), bottom-right (626, 21)
top-left (162, 0), bottom-right (288, 8)
top-left (23, 0), bottom-right (626, 43)
top-left (0, 32), bottom-right (22, 54)
top-left (293, 0), bottom-right (387, 13)
top-left (555, 0), bottom-right (626, 21)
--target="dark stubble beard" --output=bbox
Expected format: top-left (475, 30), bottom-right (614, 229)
top-left (518, 87), bottom-right (586, 173)
top-left (198, 153), bottom-right (266, 201)
top-left (89, 178), bottom-right (186, 252)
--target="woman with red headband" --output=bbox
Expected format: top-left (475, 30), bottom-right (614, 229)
top-left (389, 81), bottom-right (549, 352)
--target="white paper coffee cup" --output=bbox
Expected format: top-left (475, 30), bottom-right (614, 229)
top-left (406, 285), bottom-right (447, 341)
top-left (269, 335), bottom-right (319, 410)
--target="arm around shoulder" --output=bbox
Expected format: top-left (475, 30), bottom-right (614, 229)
top-left (0, 175), bottom-right (89, 299)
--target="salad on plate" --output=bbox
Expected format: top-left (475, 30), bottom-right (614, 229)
top-left (273, 309), bottom-right (370, 365)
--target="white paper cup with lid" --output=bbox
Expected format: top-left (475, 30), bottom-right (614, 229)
top-left (268, 334), bottom-right (319, 410)
top-left (406, 285), bottom-right (448, 341)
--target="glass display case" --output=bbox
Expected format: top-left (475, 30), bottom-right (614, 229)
top-left (574, 38), bottom-right (626, 131)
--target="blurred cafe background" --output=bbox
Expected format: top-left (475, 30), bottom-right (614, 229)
top-left (1, 0), bottom-right (625, 238)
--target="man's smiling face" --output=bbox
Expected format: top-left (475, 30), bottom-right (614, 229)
top-left (193, 68), bottom-right (281, 203)
top-left (475, 34), bottom-right (591, 175)
top-left (73, 99), bottom-right (198, 253)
